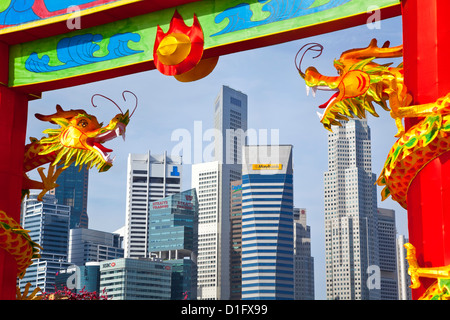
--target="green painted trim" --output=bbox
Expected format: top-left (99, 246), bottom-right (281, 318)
top-left (9, 0), bottom-right (400, 88)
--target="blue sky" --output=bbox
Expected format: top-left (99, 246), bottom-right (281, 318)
top-left (26, 15), bottom-right (405, 299)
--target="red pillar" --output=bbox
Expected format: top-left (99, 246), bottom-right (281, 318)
top-left (401, 0), bottom-right (450, 299)
top-left (0, 42), bottom-right (29, 299)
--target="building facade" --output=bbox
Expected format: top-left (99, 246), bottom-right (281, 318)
top-left (124, 151), bottom-right (182, 259)
top-left (241, 145), bottom-right (295, 300)
top-left (100, 258), bottom-right (172, 300)
top-left (18, 193), bottom-right (72, 294)
top-left (230, 179), bottom-right (243, 300)
top-left (324, 119), bottom-right (380, 300)
top-left (68, 228), bottom-right (124, 266)
top-left (148, 188), bottom-right (198, 300)
top-left (293, 208), bottom-right (315, 300)
top-left (53, 163), bottom-right (89, 229)
top-left (377, 207), bottom-right (398, 300)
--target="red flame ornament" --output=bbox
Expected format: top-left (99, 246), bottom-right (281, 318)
top-left (153, 10), bottom-right (205, 76)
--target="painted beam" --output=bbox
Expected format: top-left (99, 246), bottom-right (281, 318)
top-left (8, 0), bottom-right (401, 97)
top-left (0, 0), bottom-right (202, 45)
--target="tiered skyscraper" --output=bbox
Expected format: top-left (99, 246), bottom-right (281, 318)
top-left (214, 85), bottom-right (248, 164)
top-left (324, 118), bottom-right (380, 300)
top-left (124, 151), bottom-right (182, 259)
top-left (191, 85), bottom-right (247, 300)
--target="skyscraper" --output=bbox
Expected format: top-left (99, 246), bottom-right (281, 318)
top-left (124, 151), bottom-right (182, 259)
top-left (148, 188), bottom-right (198, 300)
top-left (241, 145), bottom-right (294, 300)
top-left (324, 118), bottom-right (380, 300)
top-left (18, 193), bottom-right (72, 294)
top-left (214, 85), bottom-right (248, 165)
top-left (191, 86), bottom-right (247, 300)
top-left (191, 161), bottom-right (240, 299)
top-left (377, 207), bottom-right (398, 300)
top-left (293, 208), bottom-right (315, 300)
top-left (53, 164), bottom-right (89, 228)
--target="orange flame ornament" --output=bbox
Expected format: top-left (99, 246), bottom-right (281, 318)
top-left (154, 10), bottom-right (205, 76)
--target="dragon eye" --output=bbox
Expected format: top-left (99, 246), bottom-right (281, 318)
top-left (78, 119), bottom-right (89, 127)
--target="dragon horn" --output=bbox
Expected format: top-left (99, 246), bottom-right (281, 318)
top-left (35, 105), bottom-right (86, 124)
top-left (340, 38), bottom-right (403, 61)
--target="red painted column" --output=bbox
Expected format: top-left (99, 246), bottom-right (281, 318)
top-left (0, 42), bottom-right (29, 299)
top-left (401, 0), bottom-right (450, 299)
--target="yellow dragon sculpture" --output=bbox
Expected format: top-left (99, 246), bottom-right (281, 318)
top-left (297, 39), bottom-right (450, 299)
top-left (0, 91), bottom-right (136, 299)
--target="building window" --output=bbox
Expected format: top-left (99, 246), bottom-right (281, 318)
top-left (230, 97), bottom-right (241, 107)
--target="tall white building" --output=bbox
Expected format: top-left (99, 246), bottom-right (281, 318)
top-left (124, 151), bottom-right (182, 259)
top-left (191, 161), bottom-right (240, 300)
top-left (324, 119), bottom-right (380, 300)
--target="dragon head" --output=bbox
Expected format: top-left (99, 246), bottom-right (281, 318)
top-left (35, 104), bottom-right (131, 172)
top-left (296, 39), bottom-right (405, 131)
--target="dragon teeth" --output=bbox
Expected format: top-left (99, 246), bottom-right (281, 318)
top-left (317, 111), bottom-right (323, 119)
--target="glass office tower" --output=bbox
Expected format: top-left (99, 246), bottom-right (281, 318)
top-left (54, 163), bottom-right (89, 229)
top-left (241, 145), bottom-right (294, 300)
top-left (18, 193), bottom-right (71, 294)
top-left (148, 188), bottom-right (198, 300)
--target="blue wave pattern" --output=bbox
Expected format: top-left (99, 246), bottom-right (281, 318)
top-left (211, 0), bottom-right (351, 37)
top-left (25, 32), bottom-right (143, 73)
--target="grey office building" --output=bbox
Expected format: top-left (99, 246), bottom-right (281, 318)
top-left (68, 228), bottom-right (124, 266)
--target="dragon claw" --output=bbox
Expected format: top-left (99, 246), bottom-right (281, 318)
top-left (36, 166), bottom-right (61, 201)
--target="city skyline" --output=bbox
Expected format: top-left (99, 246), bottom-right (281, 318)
top-left (25, 16), bottom-right (407, 299)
